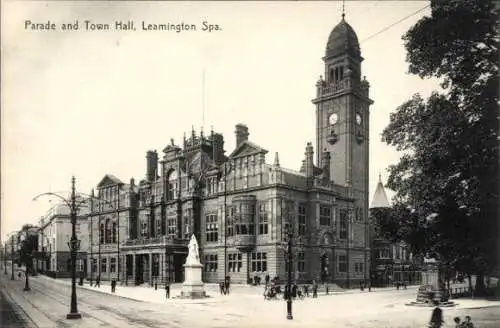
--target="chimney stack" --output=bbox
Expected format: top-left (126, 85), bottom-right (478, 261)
top-left (146, 150), bottom-right (158, 182)
top-left (305, 142), bottom-right (314, 177)
top-left (235, 124), bottom-right (249, 147)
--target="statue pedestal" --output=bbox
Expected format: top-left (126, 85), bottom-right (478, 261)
top-left (180, 262), bottom-right (206, 299)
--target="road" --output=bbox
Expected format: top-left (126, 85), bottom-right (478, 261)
top-left (1, 269), bottom-right (499, 328)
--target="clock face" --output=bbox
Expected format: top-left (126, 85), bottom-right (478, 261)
top-left (355, 113), bottom-right (362, 125)
top-left (328, 113), bottom-right (338, 125)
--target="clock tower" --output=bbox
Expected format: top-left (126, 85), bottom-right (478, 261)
top-left (312, 14), bottom-right (373, 197)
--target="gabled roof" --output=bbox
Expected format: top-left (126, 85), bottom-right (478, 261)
top-left (97, 174), bottom-right (124, 188)
top-left (229, 140), bottom-right (268, 159)
top-left (371, 174), bottom-right (390, 208)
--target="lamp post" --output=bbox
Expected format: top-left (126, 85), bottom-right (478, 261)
top-left (223, 162), bottom-right (232, 280)
top-left (21, 231), bottom-right (32, 292)
top-left (11, 236), bottom-right (15, 280)
top-left (283, 227), bottom-right (293, 320)
top-left (33, 176), bottom-right (84, 320)
top-left (67, 176), bottom-right (82, 319)
top-left (3, 243), bottom-right (7, 275)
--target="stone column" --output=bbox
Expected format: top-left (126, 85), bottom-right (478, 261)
top-left (132, 254), bottom-right (136, 284)
top-left (159, 253), bottom-right (164, 284)
top-left (149, 253), bottom-right (153, 286)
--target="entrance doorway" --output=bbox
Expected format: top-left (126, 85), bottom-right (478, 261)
top-left (135, 255), bottom-right (144, 285)
top-left (174, 254), bottom-right (186, 283)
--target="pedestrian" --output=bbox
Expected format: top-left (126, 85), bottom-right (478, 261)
top-left (360, 281), bottom-right (364, 291)
top-left (165, 281), bottom-right (170, 299)
top-left (265, 273), bottom-right (270, 286)
top-left (292, 284), bottom-right (297, 299)
top-left (312, 280), bottom-right (318, 298)
top-left (304, 284), bottom-right (310, 297)
top-left (453, 317), bottom-right (462, 328)
top-left (219, 281), bottom-right (225, 295)
top-left (96, 276), bottom-right (101, 288)
top-left (111, 279), bottom-right (116, 293)
top-left (225, 276), bottom-right (231, 295)
top-left (429, 300), bottom-right (444, 328)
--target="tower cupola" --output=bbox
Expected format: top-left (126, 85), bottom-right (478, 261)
top-left (325, 16), bottom-right (361, 60)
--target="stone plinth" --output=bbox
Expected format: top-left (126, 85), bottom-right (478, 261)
top-left (405, 284), bottom-right (455, 307)
top-left (180, 262), bottom-right (206, 299)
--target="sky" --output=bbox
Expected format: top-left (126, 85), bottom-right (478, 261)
top-left (1, 1), bottom-right (440, 243)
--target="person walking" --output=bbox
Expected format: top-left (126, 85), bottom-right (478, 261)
top-left (312, 280), bottom-right (318, 298)
top-left (111, 279), bottom-right (116, 293)
top-left (165, 281), bottom-right (170, 299)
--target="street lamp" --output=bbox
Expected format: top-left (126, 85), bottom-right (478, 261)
top-left (3, 243), bottom-right (7, 275)
top-left (282, 227), bottom-right (294, 320)
top-left (20, 231), bottom-right (33, 292)
top-left (11, 235), bottom-right (15, 280)
top-left (33, 176), bottom-right (84, 320)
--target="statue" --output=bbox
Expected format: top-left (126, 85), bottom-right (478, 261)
top-left (186, 234), bottom-right (200, 264)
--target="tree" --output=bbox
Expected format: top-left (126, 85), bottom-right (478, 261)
top-left (381, 0), bottom-right (499, 295)
top-left (19, 224), bottom-right (37, 275)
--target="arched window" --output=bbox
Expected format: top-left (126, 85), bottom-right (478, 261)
top-left (99, 224), bottom-right (105, 244)
top-left (105, 219), bottom-right (111, 244)
top-left (112, 222), bottom-right (117, 243)
top-left (168, 170), bottom-right (178, 200)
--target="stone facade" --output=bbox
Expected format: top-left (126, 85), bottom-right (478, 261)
top-left (36, 203), bottom-right (89, 276)
top-left (85, 15), bottom-right (372, 288)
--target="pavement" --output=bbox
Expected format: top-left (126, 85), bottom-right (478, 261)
top-left (0, 265), bottom-right (499, 328)
top-left (0, 274), bottom-right (37, 328)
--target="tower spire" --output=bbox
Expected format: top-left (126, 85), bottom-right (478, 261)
top-left (378, 171), bottom-right (382, 183)
top-left (342, 0), bottom-right (345, 20)
top-left (202, 68), bottom-right (207, 133)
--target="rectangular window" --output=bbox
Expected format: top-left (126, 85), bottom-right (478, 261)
top-left (227, 253), bottom-right (242, 273)
top-left (204, 254), bottom-right (218, 272)
top-left (156, 218), bottom-right (162, 237)
top-left (320, 206), bottom-right (331, 226)
top-left (338, 255), bottom-right (347, 273)
top-left (258, 203), bottom-right (268, 235)
top-left (297, 251), bottom-right (305, 272)
top-left (101, 258), bottom-right (107, 273)
top-left (354, 263), bottom-right (364, 273)
top-left (168, 182), bottom-right (177, 200)
top-left (339, 209), bottom-right (348, 239)
top-left (110, 257), bottom-right (116, 273)
top-left (205, 214), bottom-right (218, 242)
top-left (298, 204), bottom-right (307, 236)
top-left (167, 218), bottom-right (176, 237)
top-left (183, 209), bottom-right (192, 240)
top-left (226, 207), bottom-right (234, 237)
top-left (378, 248), bottom-right (390, 259)
top-left (250, 252), bottom-right (267, 272)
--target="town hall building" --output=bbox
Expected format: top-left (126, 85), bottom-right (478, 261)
top-left (86, 13), bottom-right (373, 287)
